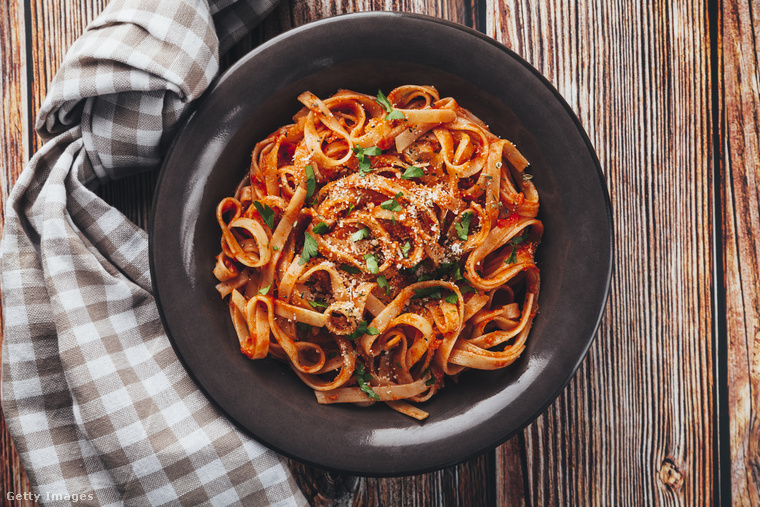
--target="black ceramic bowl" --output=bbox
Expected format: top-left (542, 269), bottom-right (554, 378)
top-left (150, 12), bottom-right (612, 476)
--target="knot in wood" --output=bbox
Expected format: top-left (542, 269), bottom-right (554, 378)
top-left (659, 457), bottom-right (684, 491)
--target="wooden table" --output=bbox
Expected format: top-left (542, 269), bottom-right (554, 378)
top-left (1, 0), bottom-right (758, 505)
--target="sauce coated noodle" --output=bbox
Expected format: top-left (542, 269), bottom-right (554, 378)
top-left (213, 86), bottom-right (542, 420)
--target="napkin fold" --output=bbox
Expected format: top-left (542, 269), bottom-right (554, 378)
top-left (1, 0), bottom-right (307, 504)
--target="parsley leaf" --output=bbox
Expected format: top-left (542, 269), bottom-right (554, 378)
top-left (401, 241), bottom-right (412, 258)
top-left (347, 320), bottom-right (380, 341)
top-left (253, 201), bottom-right (275, 229)
top-left (351, 226), bottom-right (370, 242)
top-left (401, 165), bottom-right (424, 180)
top-left (258, 282), bottom-right (272, 295)
top-left (413, 286), bottom-right (443, 300)
top-left (308, 300), bottom-right (329, 309)
top-left (375, 90), bottom-right (406, 121)
top-left (438, 262), bottom-right (463, 281)
top-left (352, 146), bottom-right (381, 176)
top-left (305, 165), bottom-right (316, 200)
top-left (377, 275), bottom-right (390, 296)
top-left (444, 292), bottom-right (458, 304)
top-left (506, 248), bottom-right (518, 264)
top-left (375, 89), bottom-right (393, 112)
top-left (505, 229), bottom-right (529, 265)
top-left (298, 232), bottom-right (319, 265)
top-left (355, 362), bottom-right (380, 401)
top-left (424, 368), bottom-right (437, 386)
top-left (312, 221), bottom-right (330, 235)
top-left (364, 253), bottom-right (379, 274)
top-left (340, 264), bottom-right (362, 274)
top-left (454, 211), bottom-right (473, 241)
top-left (380, 192), bottom-right (403, 212)
top-left (459, 284), bottom-right (478, 294)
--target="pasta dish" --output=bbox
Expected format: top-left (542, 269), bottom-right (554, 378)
top-left (213, 86), bottom-right (542, 420)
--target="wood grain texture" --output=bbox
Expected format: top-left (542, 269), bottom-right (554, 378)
top-left (26, 0), bottom-right (109, 154)
top-left (722, 0), bottom-right (760, 505)
top-left (0, 0), bottom-right (28, 210)
top-left (488, 1), bottom-right (716, 505)
top-left (0, 0), bottom-right (33, 504)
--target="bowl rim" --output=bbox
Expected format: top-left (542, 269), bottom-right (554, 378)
top-left (149, 10), bottom-right (614, 476)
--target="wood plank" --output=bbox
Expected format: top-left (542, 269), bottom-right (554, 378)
top-left (0, 0), bottom-right (34, 504)
top-left (722, 0), bottom-right (760, 504)
top-left (0, 0), bottom-right (28, 205)
top-left (26, 0), bottom-right (109, 154)
top-left (488, 0), bottom-right (716, 504)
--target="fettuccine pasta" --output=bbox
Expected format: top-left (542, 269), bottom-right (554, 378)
top-left (213, 86), bottom-right (542, 420)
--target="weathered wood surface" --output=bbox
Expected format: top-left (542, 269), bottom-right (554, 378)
top-left (489, 1), bottom-right (717, 505)
top-left (0, 0), bottom-right (32, 505)
top-left (722, 0), bottom-right (760, 505)
top-left (1, 0), bottom-right (758, 505)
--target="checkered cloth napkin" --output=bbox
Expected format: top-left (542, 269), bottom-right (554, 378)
top-left (1, 0), bottom-right (308, 505)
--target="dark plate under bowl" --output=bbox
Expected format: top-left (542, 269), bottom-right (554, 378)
top-left (150, 12), bottom-right (613, 476)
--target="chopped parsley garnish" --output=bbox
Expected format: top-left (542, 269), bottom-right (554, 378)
top-left (505, 229), bottom-right (529, 264)
top-left (401, 241), bottom-right (412, 258)
top-left (438, 262), bottom-right (463, 281)
top-left (459, 284), bottom-right (478, 294)
top-left (355, 362), bottom-right (380, 401)
top-left (377, 275), bottom-right (391, 296)
top-left (258, 282), bottom-right (272, 295)
top-left (353, 146), bottom-right (382, 176)
top-left (454, 211), bottom-right (473, 241)
top-left (401, 165), bottom-right (424, 180)
top-left (308, 300), bottom-right (329, 309)
top-left (298, 232), bottom-right (319, 265)
top-left (364, 253), bottom-right (379, 274)
top-left (444, 292), bottom-right (458, 304)
top-left (253, 201), bottom-right (275, 229)
top-left (380, 192), bottom-right (403, 212)
top-left (413, 286), bottom-right (443, 300)
top-left (296, 322), bottom-right (311, 332)
top-left (414, 261), bottom-right (463, 284)
top-left (312, 221), bottom-right (330, 235)
top-left (351, 226), bottom-right (370, 242)
top-left (375, 90), bottom-right (406, 121)
top-left (271, 245), bottom-right (280, 251)
top-left (423, 368), bottom-right (437, 386)
top-left (347, 320), bottom-right (380, 341)
top-left (340, 264), bottom-right (362, 274)
top-left (304, 165), bottom-right (316, 200)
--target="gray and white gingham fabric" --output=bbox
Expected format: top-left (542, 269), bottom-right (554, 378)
top-left (1, 0), bottom-right (308, 505)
